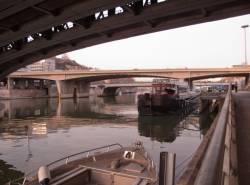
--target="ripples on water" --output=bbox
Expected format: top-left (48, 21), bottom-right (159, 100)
top-left (0, 94), bottom-right (215, 184)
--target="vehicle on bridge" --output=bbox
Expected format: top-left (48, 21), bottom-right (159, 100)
top-left (137, 79), bottom-right (200, 116)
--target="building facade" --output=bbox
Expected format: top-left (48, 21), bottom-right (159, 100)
top-left (18, 54), bottom-right (89, 72)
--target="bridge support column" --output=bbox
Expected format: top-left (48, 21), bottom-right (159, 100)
top-left (56, 80), bottom-right (62, 99)
top-left (56, 80), bottom-right (90, 99)
top-left (7, 77), bottom-right (13, 90)
top-left (245, 75), bottom-right (249, 86)
top-left (76, 80), bottom-right (90, 98)
top-left (187, 80), bottom-right (193, 90)
top-left (0, 78), bottom-right (12, 99)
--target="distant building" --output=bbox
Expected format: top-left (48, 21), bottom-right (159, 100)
top-left (18, 54), bottom-right (91, 72)
top-left (18, 61), bottom-right (44, 72)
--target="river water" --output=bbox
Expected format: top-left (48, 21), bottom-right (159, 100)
top-left (0, 94), bottom-right (214, 184)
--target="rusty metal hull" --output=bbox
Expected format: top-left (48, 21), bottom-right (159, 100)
top-left (137, 93), bottom-right (198, 116)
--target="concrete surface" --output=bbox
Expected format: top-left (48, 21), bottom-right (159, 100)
top-left (233, 91), bottom-right (250, 185)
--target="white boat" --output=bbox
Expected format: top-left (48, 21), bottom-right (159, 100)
top-left (8, 142), bottom-right (157, 185)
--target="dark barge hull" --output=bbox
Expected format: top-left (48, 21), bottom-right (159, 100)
top-left (137, 93), bottom-right (198, 116)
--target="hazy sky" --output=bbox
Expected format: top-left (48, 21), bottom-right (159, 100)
top-left (68, 14), bottom-right (250, 69)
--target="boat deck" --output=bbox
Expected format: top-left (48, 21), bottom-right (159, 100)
top-left (25, 147), bottom-right (156, 185)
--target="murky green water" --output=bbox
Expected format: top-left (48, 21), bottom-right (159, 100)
top-left (0, 94), bottom-right (214, 184)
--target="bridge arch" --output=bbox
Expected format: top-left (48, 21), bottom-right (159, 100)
top-left (0, 0), bottom-right (250, 78)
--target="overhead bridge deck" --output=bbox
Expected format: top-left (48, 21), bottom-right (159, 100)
top-left (0, 0), bottom-right (250, 77)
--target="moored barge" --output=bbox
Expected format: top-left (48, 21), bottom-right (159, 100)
top-left (137, 79), bottom-right (200, 116)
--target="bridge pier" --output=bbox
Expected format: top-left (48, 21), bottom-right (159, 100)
top-left (56, 80), bottom-right (89, 99)
top-left (245, 75), bottom-right (249, 87)
top-left (7, 77), bottom-right (13, 90)
top-left (76, 80), bottom-right (90, 98)
top-left (186, 79), bottom-right (193, 90)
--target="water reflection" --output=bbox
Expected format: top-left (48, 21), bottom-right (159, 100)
top-left (138, 114), bottom-right (183, 143)
top-left (138, 108), bottom-right (209, 143)
top-left (199, 108), bottom-right (217, 135)
top-left (0, 99), bottom-right (55, 120)
top-left (0, 94), bottom-right (215, 184)
top-left (0, 96), bottom-right (135, 121)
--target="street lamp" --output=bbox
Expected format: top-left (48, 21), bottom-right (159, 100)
top-left (241, 25), bottom-right (249, 65)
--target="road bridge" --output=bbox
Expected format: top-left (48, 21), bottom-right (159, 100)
top-left (0, 0), bottom-right (250, 78)
top-left (3, 67), bottom-right (249, 98)
top-left (8, 67), bottom-right (250, 81)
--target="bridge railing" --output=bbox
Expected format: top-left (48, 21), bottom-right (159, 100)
top-left (193, 86), bottom-right (238, 185)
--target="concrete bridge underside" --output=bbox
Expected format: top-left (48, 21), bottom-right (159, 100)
top-left (0, 0), bottom-right (250, 78)
top-left (93, 83), bottom-right (152, 97)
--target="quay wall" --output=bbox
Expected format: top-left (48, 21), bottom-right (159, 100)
top-left (11, 89), bottom-right (48, 98)
top-left (0, 89), bottom-right (50, 99)
top-left (0, 89), bottom-right (10, 99)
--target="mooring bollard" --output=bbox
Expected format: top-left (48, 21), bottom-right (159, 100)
top-left (159, 152), bottom-right (176, 185)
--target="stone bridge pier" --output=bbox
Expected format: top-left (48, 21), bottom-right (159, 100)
top-left (56, 79), bottom-right (90, 99)
top-left (185, 79), bottom-right (193, 90)
top-left (244, 74), bottom-right (250, 89)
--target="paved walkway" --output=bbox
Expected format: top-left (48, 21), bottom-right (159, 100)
top-left (233, 91), bottom-right (250, 185)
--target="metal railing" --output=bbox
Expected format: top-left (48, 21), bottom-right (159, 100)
top-left (8, 143), bottom-right (123, 185)
top-left (221, 93), bottom-right (238, 185)
top-left (194, 86), bottom-right (238, 185)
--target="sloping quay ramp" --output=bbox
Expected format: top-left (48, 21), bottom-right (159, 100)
top-left (177, 86), bottom-right (239, 185)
